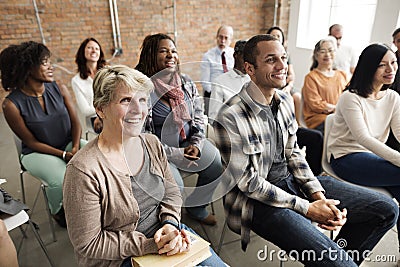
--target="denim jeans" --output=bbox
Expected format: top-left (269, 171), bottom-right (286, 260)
top-left (120, 223), bottom-right (226, 267)
top-left (251, 175), bottom-right (398, 267)
top-left (169, 139), bottom-right (223, 220)
top-left (331, 152), bottom-right (400, 247)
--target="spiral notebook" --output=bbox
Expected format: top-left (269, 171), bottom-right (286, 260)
top-left (132, 231), bottom-right (212, 267)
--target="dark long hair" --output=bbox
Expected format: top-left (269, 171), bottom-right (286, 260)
top-left (266, 26), bottom-right (285, 45)
top-left (0, 41), bottom-right (50, 91)
top-left (346, 43), bottom-right (393, 97)
top-left (135, 33), bottom-right (177, 77)
top-left (75, 37), bottom-right (107, 79)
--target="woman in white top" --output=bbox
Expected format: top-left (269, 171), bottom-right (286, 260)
top-left (71, 37), bottom-right (107, 134)
top-left (327, 43), bottom-right (400, 246)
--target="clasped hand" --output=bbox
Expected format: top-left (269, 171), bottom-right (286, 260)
top-left (306, 193), bottom-right (347, 231)
top-left (154, 224), bottom-right (191, 256)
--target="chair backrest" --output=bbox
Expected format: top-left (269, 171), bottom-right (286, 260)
top-left (321, 114), bottom-right (336, 177)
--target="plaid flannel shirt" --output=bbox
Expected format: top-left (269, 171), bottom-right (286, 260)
top-left (214, 82), bottom-right (325, 251)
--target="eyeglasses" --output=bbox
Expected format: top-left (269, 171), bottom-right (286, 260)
top-left (318, 49), bottom-right (335, 55)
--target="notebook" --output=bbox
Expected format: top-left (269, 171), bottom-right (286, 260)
top-left (132, 231), bottom-right (212, 267)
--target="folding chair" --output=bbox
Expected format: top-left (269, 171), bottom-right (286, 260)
top-left (13, 135), bottom-right (57, 242)
top-left (2, 210), bottom-right (55, 267)
top-left (84, 115), bottom-right (98, 140)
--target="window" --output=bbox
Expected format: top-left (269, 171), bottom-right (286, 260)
top-left (296, 0), bottom-right (377, 53)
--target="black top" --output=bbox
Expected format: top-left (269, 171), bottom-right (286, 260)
top-left (7, 82), bottom-right (72, 154)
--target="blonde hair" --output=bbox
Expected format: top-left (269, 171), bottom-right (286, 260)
top-left (93, 65), bottom-right (154, 109)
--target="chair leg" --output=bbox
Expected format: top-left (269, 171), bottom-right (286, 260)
top-left (217, 219), bottom-right (228, 254)
top-left (16, 225), bottom-right (28, 255)
top-left (28, 220), bottom-right (55, 267)
top-left (20, 171), bottom-right (26, 204)
top-left (41, 184), bottom-right (57, 242)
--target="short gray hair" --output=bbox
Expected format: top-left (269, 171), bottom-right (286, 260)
top-left (93, 65), bottom-right (154, 109)
top-left (310, 36), bottom-right (337, 70)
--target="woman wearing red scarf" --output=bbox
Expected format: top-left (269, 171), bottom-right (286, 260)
top-left (136, 34), bottom-right (223, 225)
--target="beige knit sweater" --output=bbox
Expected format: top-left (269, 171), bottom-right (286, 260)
top-left (63, 134), bottom-right (182, 267)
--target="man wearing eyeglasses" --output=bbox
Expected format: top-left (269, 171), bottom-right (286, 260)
top-left (200, 25), bottom-right (234, 115)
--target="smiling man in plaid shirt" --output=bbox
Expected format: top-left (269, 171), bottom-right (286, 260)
top-left (213, 34), bottom-right (398, 267)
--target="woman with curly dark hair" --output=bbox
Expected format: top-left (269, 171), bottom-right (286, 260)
top-left (0, 41), bottom-right (86, 227)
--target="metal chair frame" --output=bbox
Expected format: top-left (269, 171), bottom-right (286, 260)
top-left (13, 135), bottom-right (57, 242)
top-left (2, 210), bottom-right (55, 267)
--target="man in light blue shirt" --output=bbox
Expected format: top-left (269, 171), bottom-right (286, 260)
top-left (200, 25), bottom-right (234, 115)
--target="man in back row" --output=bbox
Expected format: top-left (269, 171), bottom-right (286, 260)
top-left (200, 25), bottom-right (234, 115)
top-left (213, 34), bottom-right (398, 266)
top-left (329, 24), bottom-right (357, 78)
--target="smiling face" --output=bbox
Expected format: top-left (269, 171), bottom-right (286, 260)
top-left (245, 40), bottom-right (288, 91)
top-left (100, 83), bottom-right (148, 138)
top-left (156, 39), bottom-right (179, 73)
top-left (29, 57), bottom-right (54, 83)
top-left (373, 50), bottom-right (398, 89)
top-left (84, 40), bottom-right (100, 63)
top-left (316, 41), bottom-right (336, 67)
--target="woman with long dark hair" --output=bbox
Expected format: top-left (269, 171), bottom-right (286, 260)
top-left (136, 33), bottom-right (223, 225)
top-left (72, 37), bottom-right (107, 134)
top-left (328, 43), bottom-right (400, 248)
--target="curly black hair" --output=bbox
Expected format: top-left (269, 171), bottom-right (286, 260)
top-left (0, 41), bottom-right (50, 91)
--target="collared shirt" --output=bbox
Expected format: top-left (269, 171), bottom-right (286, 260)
top-left (209, 69), bottom-right (250, 120)
top-left (334, 44), bottom-right (358, 78)
top-left (214, 82), bottom-right (324, 250)
top-left (200, 46), bottom-right (234, 93)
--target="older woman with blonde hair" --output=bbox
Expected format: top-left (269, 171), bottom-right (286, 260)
top-left (63, 65), bottom-right (226, 267)
top-left (302, 36), bottom-right (348, 133)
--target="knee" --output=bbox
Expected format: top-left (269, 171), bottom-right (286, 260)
top-left (379, 197), bottom-right (399, 227)
top-left (388, 199), bottom-right (399, 225)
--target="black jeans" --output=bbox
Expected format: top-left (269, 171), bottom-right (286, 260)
top-left (203, 91), bottom-right (211, 116)
top-left (297, 127), bottom-right (323, 175)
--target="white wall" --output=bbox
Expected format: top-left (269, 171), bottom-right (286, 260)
top-left (287, 0), bottom-right (400, 92)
